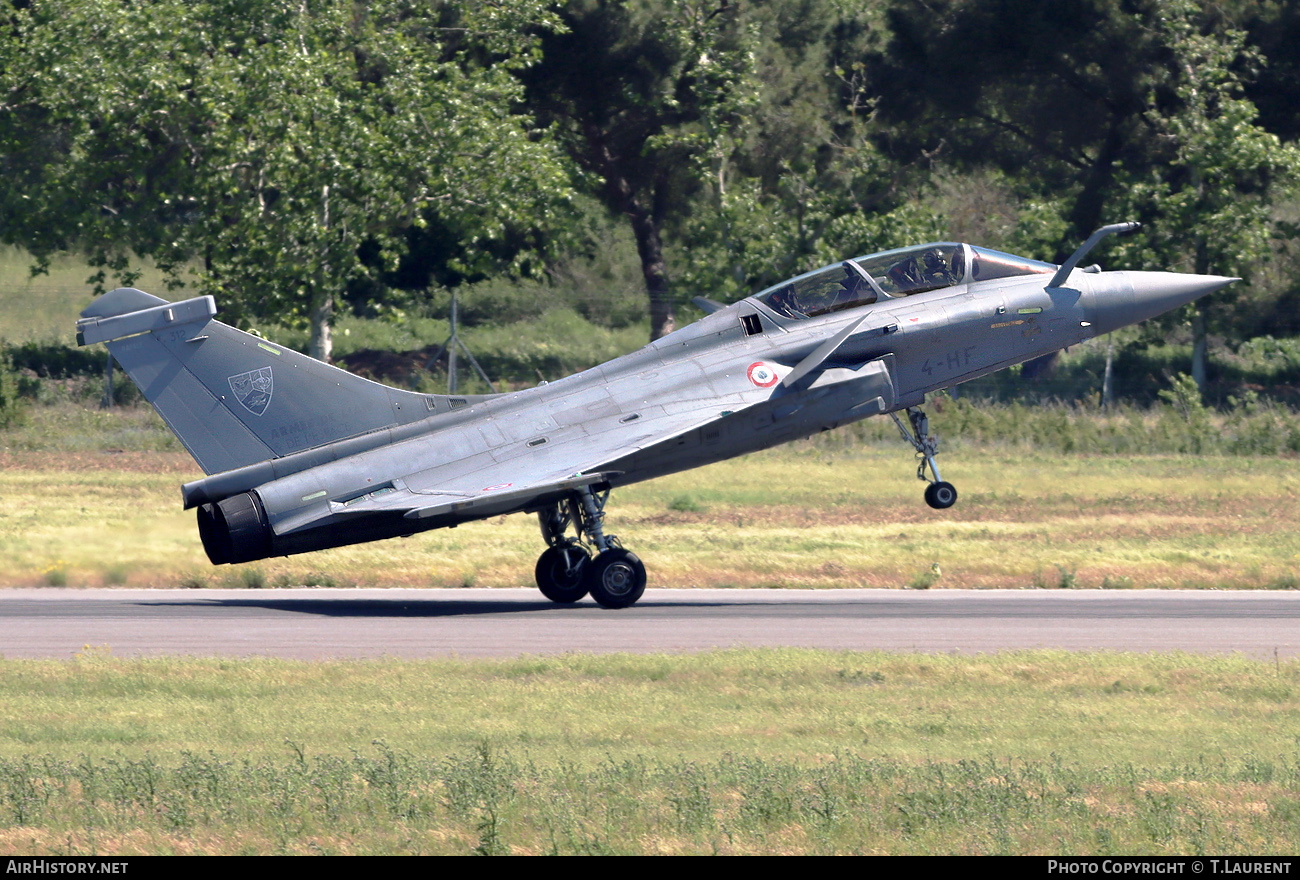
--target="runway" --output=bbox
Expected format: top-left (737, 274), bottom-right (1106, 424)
top-left (0, 587), bottom-right (1297, 659)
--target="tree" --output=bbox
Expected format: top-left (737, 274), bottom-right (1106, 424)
top-left (865, 0), bottom-right (1299, 390)
top-left (673, 0), bottom-right (943, 302)
top-left (0, 0), bottom-right (572, 361)
top-left (523, 0), bottom-right (756, 341)
top-left (1109, 0), bottom-right (1300, 392)
top-left (527, 0), bottom-right (940, 325)
top-left (868, 0), bottom-right (1173, 261)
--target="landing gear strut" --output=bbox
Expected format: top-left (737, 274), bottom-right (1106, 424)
top-left (890, 405), bottom-right (958, 510)
top-left (535, 485), bottom-right (646, 608)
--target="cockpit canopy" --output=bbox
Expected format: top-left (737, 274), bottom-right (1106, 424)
top-left (752, 242), bottom-right (1056, 320)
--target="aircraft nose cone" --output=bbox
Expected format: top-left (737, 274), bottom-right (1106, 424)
top-left (1130, 271), bottom-right (1239, 314)
top-left (1090, 271), bottom-right (1239, 333)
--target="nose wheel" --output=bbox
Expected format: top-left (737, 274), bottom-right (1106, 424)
top-left (534, 484), bottom-right (647, 608)
top-left (890, 405), bottom-right (958, 510)
top-left (924, 480), bottom-right (958, 510)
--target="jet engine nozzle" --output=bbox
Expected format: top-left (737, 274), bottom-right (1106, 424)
top-left (197, 491), bottom-right (274, 565)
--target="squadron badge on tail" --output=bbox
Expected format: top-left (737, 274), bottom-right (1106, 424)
top-left (228, 368), bottom-right (273, 416)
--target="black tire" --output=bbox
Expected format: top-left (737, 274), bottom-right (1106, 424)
top-left (924, 481), bottom-right (958, 510)
top-left (535, 545), bottom-right (590, 603)
top-left (585, 548), bottom-right (647, 609)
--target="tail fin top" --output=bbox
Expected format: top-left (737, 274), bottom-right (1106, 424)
top-left (78, 289), bottom-right (497, 475)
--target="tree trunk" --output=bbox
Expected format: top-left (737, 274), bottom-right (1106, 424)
top-left (309, 293), bottom-right (333, 364)
top-left (628, 204), bottom-right (675, 341)
top-left (587, 132), bottom-right (676, 342)
top-left (311, 184), bottom-right (334, 364)
top-left (1101, 333), bottom-right (1114, 410)
top-left (1190, 238), bottom-right (1209, 397)
top-left (1055, 125), bottom-right (1124, 263)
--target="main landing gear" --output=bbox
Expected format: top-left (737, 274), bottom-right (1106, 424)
top-left (535, 484), bottom-right (646, 608)
top-left (889, 405), bottom-right (958, 510)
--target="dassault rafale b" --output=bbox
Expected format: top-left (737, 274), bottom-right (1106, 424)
top-left (77, 223), bottom-right (1235, 608)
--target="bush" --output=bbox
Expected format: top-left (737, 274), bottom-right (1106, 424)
top-left (1233, 336), bottom-right (1300, 382)
top-left (6, 340), bottom-right (104, 379)
top-left (0, 350), bottom-right (25, 429)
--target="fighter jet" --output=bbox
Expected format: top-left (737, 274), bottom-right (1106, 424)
top-left (76, 222), bottom-right (1234, 608)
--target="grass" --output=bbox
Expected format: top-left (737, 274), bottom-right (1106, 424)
top-left (1, 416), bottom-right (1299, 589)
top-left (0, 650), bottom-right (1295, 854)
top-left (0, 247), bottom-right (174, 344)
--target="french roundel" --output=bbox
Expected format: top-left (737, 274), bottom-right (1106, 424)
top-left (747, 361), bottom-right (779, 388)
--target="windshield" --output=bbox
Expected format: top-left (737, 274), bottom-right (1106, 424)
top-left (754, 264), bottom-right (876, 319)
top-left (754, 243), bottom-right (968, 319)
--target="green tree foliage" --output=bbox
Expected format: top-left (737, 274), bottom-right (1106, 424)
top-left (866, 0), bottom-right (1298, 390)
top-left (523, 0), bottom-right (757, 340)
top-left (1237, 0), bottom-right (1300, 144)
top-left (868, 0), bottom-right (1298, 262)
top-left (1108, 1), bottom-right (1300, 390)
top-left (869, 0), bottom-right (1189, 261)
top-left (2, 0), bottom-right (1298, 385)
top-left (1111, 5), bottom-right (1298, 277)
top-left (674, 0), bottom-right (943, 302)
top-left (0, 0), bottom-right (572, 361)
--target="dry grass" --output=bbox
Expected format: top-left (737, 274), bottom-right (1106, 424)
top-left (2, 443), bottom-right (1297, 590)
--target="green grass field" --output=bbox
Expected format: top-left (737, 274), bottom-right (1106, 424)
top-left (0, 650), bottom-right (1295, 854)
top-left (0, 248), bottom-right (175, 344)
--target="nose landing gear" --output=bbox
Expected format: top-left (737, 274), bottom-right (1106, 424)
top-left (535, 484), bottom-right (646, 608)
top-left (890, 405), bottom-right (958, 510)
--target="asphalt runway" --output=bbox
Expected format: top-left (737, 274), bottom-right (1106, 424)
top-left (0, 587), bottom-right (1297, 659)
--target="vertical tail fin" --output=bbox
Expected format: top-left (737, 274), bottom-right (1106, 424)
top-left (78, 289), bottom-right (495, 475)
